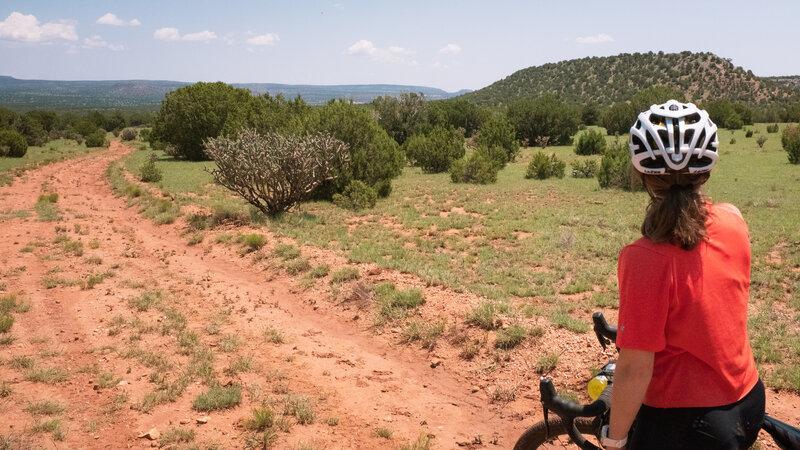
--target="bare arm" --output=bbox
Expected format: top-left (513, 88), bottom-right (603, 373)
top-left (606, 348), bottom-right (654, 449)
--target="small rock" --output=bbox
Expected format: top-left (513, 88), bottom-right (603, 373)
top-left (180, 419), bottom-right (190, 425)
top-left (430, 358), bottom-right (441, 368)
top-left (367, 268), bottom-right (382, 276)
top-left (117, 380), bottom-right (128, 386)
top-left (471, 386), bottom-right (480, 393)
top-left (137, 428), bottom-right (160, 440)
top-left (196, 416), bottom-right (210, 424)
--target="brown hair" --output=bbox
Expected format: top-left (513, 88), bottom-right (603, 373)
top-left (640, 172), bottom-right (711, 250)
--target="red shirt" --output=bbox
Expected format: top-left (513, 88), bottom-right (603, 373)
top-left (616, 203), bottom-right (759, 408)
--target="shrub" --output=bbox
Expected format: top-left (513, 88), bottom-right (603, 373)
top-left (745, 129), bottom-right (754, 138)
top-left (139, 153), bottom-right (163, 183)
top-left (600, 102), bottom-right (636, 135)
top-left (571, 159), bottom-right (599, 178)
top-left (314, 99), bottom-right (405, 199)
top-left (372, 92), bottom-right (429, 145)
top-left (449, 149), bottom-right (499, 184)
top-left (574, 129), bottom-right (607, 155)
top-left (525, 152), bottom-right (565, 180)
top-left (120, 128), bottom-right (138, 141)
top-left (495, 324), bottom-right (527, 349)
top-left (475, 115), bottom-right (519, 166)
top-left (767, 123), bottom-right (780, 133)
top-left (205, 129), bottom-right (349, 215)
top-left (782, 125), bottom-right (800, 164)
top-left (85, 130), bottom-right (107, 148)
top-left (405, 126), bottom-right (465, 173)
top-left (597, 141), bottom-right (641, 190)
top-left (0, 129), bottom-right (28, 157)
top-left (151, 82), bottom-right (252, 160)
top-left (507, 95), bottom-right (580, 145)
top-left (332, 180), bottom-right (377, 210)
top-left (756, 136), bottom-right (767, 148)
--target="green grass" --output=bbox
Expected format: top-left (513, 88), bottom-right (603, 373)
top-left (116, 126), bottom-right (800, 390)
top-left (24, 367), bottom-right (68, 384)
top-left (273, 243), bottom-right (301, 260)
top-left (330, 267), bottom-right (359, 283)
top-left (283, 394), bottom-right (314, 424)
top-left (159, 428), bottom-right (196, 446)
top-left (25, 400), bottom-right (66, 416)
top-left (374, 283), bottom-right (424, 322)
top-left (243, 406), bottom-right (274, 431)
top-left (192, 384), bottom-right (242, 412)
top-left (34, 194), bottom-right (60, 222)
top-left (0, 139), bottom-right (95, 185)
top-left (404, 320), bottom-right (445, 350)
top-left (240, 234), bottom-right (266, 252)
top-left (495, 324), bottom-right (528, 349)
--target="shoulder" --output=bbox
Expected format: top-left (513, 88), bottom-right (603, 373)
top-left (709, 202), bottom-right (744, 221)
top-left (621, 237), bottom-right (674, 261)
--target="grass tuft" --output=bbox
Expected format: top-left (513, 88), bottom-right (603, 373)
top-left (192, 384), bottom-right (242, 412)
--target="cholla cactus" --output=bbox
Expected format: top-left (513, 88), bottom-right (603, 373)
top-left (204, 129), bottom-right (349, 215)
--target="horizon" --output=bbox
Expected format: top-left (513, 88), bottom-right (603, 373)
top-left (1, 1), bottom-right (799, 92)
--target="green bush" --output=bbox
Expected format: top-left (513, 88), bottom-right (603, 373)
top-left (0, 129), bottom-right (28, 157)
top-left (571, 159), bottom-right (599, 178)
top-left (332, 180), bottom-right (377, 210)
top-left (574, 129), bottom-right (607, 155)
top-left (782, 124), bottom-right (800, 164)
top-left (525, 152), bottom-right (565, 180)
top-left (507, 95), bottom-right (580, 145)
top-left (767, 123), bottom-right (780, 133)
top-left (450, 149), bottom-right (499, 184)
top-left (475, 115), bottom-right (519, 166)
top-left (151, 82), bottom-right (252, 161)
top-left (139, 153), bottom-right (163, 183)
top-left (600, 102), bottom-right (636, 136)
top-left (597, 141), bottom-right (641, 190)
top-left (120, 128), bottom-right (138, 141)
top-left (405, 126), bottom-right (465, 173)
top-left (745, 129), bottom-right (754, 138)
top-left (85, 130), bottom-right (107, 148)
top-left (314, 99), bottom-right (405, 198)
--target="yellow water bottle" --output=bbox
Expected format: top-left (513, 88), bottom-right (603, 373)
top-left (587, 374), bottom-right (609, 401)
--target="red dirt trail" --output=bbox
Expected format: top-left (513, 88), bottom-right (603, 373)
top-left (0, 141), bottom-right (797, 449)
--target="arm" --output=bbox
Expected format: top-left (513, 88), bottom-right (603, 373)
top-left (606, 348), bottom-right (654, 449)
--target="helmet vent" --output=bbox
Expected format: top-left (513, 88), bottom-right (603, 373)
top-left (685, 113), bottom-right (701, 125)
top-left (684, 129), bottom-right (695, 145)
top-left (646, 131), bottom-right (658, 150)
top-left (649, 115), bottom-right (662, 125)
top-left (657, 129), bottom-right (669, 146)
top-left (631, 136), bottom-right (648, 155)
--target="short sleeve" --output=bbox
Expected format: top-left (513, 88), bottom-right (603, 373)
top-left (616, 244), bottom-right (672, 352)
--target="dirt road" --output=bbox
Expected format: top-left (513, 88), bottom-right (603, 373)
top-left (1, 141), bottom-right (797, 449)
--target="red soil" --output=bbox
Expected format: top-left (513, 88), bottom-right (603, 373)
top-left (0, 140), bottom-right (797, 449)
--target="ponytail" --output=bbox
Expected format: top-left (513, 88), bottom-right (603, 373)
top-left (640, 173), bottom-right (710, 250)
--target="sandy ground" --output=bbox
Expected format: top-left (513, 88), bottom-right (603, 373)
top-left (0, 141), bottom-right (797, 449)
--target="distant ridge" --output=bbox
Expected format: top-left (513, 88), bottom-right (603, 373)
top-left (0, 76), bottom-right (470, 111)
top-left (459, 51), bottom-right (799, 106)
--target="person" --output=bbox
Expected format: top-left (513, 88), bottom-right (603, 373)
top-left (602, 100), bottom-right (765, 450)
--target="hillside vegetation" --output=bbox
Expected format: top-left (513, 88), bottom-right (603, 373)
top-left (461, 51), bottom-right (797, 106)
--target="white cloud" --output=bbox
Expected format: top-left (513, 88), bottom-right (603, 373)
top-left (83, 35), bottom-right (124, 51)
top-left (347, 39), bottom-right (415, 64)
top-left (154, 27), bottom-right (180, 41)
top-left (0, 12), bottom-right (77, 43)
top-left (246, 33), bottom-right (279, 46)
top-left (154, 27), bottom-right (216, 42)
top-left (432, 61), bottom-right (448, 69)
top-left (183, 30), bottom-right (217, 42)
top-left (576, 33), bottom-right (614, 44)
top-left (439, 44), bottom-right (461, 55)
top-left (96, 13), bottom-right (140, 26)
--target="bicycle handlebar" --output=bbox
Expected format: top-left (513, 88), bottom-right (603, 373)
top-left (540, 377), bottom-right (611, 450)
top-left (592, 312), bottom-right (617, 350)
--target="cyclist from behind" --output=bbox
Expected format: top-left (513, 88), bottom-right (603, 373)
top-left (602, 100), bottom-right (764, 450)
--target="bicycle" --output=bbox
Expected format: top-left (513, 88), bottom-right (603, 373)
top-left (514, 312), bottom-right (800, 449)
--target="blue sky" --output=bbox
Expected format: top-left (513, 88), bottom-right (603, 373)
top-left (0, 1), bottom-right (798, 92)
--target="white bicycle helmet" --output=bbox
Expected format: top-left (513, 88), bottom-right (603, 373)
top-left (629, 100), bottom-right (719, 174)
